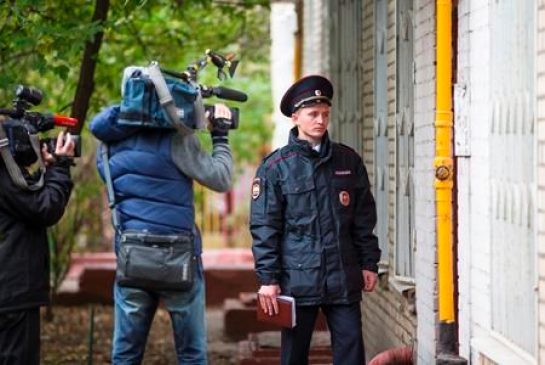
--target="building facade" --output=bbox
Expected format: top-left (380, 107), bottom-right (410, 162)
top-left (271, 0), bottom-right (544, 363)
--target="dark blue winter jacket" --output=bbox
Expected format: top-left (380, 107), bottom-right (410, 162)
top-left (90, 105), bottom-right (233, 257)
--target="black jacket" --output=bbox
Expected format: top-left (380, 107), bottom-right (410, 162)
top-left (0, 162), bottom-right (73, 313)
top-left (250, 128), bottom-right (380, 305)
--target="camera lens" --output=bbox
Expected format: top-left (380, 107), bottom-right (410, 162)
top-left (15, 85), bottom-right (43, 106)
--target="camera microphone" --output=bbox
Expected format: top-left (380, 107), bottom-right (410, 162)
top-left (211, 87), bottom-right (248, 102)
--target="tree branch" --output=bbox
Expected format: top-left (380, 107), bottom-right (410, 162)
top-left (70, 0), bottom-right (110, 134)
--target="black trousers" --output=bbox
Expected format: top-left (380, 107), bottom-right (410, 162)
top-left (0, 308), bottom-right (40, 365)
top-left (281, 302), bottom-right (364, 365)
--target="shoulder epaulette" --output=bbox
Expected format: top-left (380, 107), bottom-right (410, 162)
top-left (260, 148), bottom-right (280, 164)
top-left (334, 142), bottom-right (358, 154)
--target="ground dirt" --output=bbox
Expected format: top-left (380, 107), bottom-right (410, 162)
top-left (41, 305), bottom-right (239, 365)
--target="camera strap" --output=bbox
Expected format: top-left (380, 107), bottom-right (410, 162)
top-left (100, 142), bottom-right (122, 233)
top-left (0, 124), bottom-right (45, 191)
top-left (147, 61), bottom-right (197, 137)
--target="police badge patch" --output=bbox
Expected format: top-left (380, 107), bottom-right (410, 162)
top-left (339, 191), bottom-right (350, 206)
top-left (252, 178), bottom-right (261, 200)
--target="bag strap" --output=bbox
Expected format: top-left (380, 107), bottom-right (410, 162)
top-left (147, 61), bottom-right (195, 137)
top-left (100, 142), bottom-right (122, 233)
top-left (0, 123), bottom-right (45, 191)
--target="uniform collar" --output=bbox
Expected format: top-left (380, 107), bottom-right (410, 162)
top-left (288, 127), bottom-right (331, 160)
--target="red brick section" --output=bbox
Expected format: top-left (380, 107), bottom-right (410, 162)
top-left (368, 347), bottom-right (413, 365)
top-left (54, 252), bottom-right (116, 305)
top-left (238, 331), bottom-right (333, 365)
top-left (205, 265), bottom-right (257, 307)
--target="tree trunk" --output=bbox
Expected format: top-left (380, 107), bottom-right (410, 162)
top-left (70, 0), bottom-right (110, 134)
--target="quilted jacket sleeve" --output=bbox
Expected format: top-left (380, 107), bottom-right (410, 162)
top-left (250, 162), bottom-right (284, 285)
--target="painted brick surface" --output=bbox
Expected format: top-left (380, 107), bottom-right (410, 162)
top-left (360, 0), bottom-right (417, 359)
top-left (299, 1), bottom-right (418, 358)
top-left (413, 0), bottom-right (438, 363)
top-left (538, 0), bottom-right (545, 362)
top-left (302, 0), bottom-right (325, 75)
top-left (457, 0), bottom-right (475, 350)
top-left (362, 0), bottom-right (375, 174)
top-left (297, 0), bottom-right (543, 362)
top-left (461, 4), bottom-right (493, 359)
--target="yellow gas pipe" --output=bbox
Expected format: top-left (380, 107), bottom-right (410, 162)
top-left (435, 0), bottom-right (455, 324)
top-left (294, 0), bottom-right (303, 80)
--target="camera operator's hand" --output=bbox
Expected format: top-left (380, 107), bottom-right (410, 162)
top-left (55, 131), bottom-right (75, 157)
top-left (41, 131), bottom-right (75, 167)
top-left (205, 104), bottom-right (232, 137)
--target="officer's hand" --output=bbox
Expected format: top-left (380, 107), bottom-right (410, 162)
top-left (205, 103), bottom-right (232, 134)
top-left (258, 285), bottom-right (281, 316)
top-left (362, 270), bottom-right (378, 292)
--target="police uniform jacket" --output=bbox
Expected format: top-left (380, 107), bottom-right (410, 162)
top-left (0, 162), bottom-right (73, 313)
top-left (250, 127), bottom-right (380, 306)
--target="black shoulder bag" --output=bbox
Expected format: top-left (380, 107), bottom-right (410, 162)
top-left (101, 143), bottom-right (195, 291)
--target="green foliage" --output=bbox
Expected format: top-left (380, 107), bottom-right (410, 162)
top-left (0, 0), bottom-right (272, 297)
top-left (0, 1), bottom-right (273, 160)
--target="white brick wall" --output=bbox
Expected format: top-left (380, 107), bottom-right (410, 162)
top-left (362, 0), bottom-right (375, 170)
top-left (537, 0), bottom-right (545, 362)
top-left (458, 1), bottom-right (494, 363)
top-left (296, 0), bottom-right (543, 362)
top-left (274, 0), bottom-right (543, 363)
top-left (302, 1), bottom-right (326, 75)
top-left (270, 2), bottom-right (297, 149)
top-left (364, 0), bottom-right (417, 358)
top-left (413, 0), bottom-right (437, 363)
top-left (456, 0), bottom-right (472, 358)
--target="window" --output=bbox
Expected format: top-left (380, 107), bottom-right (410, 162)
top-left (395, 0), bottom-right (414, 279)
top-left (374, 0), bottom-right (389, 264)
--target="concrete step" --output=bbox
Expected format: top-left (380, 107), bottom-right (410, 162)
top-left (238, 331), bottom-right (332, 365)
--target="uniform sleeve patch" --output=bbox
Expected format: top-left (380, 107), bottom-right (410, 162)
top-left (252, 177), bottom-right (261, 200)
top-left (339, 190), bottom-right (351, 206)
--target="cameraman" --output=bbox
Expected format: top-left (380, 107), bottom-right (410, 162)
top-left (0, 126), bottom-right (75, 364)
top-left (90, 100), bottom-right (232, 364)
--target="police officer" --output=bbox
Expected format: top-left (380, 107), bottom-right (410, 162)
top-left (250, 75), bottom-right (381, 365)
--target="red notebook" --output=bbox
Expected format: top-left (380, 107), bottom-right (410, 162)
top-left (256, 295), bottom-right (297, 328)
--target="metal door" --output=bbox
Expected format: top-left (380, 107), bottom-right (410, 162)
top-left (489, 0), bottom-right (535, 355)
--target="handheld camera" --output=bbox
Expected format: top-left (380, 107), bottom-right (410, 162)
top-left (0, 85), bottom-right (80, 167)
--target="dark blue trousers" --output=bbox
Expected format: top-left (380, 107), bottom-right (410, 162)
top-left (281, 302), bottom-right (364, 365)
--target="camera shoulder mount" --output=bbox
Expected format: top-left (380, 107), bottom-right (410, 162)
top-left (0, 121), bottom-right (45, 191)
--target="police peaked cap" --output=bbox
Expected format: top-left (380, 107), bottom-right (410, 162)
top-left (280, 75), bottom-right (334, 117)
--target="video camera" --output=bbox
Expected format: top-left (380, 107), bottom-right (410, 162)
top-left (118, 50), bottom-right (247, 132)
top-left (0, 85), bottom-right (80, 167)
top-left (165, 49), bottom-right (247, 130)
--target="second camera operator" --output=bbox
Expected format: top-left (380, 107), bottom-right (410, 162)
top-left (0, 123), bottom-right (75, 364)
top-left (90, 98), bottom-right (233, 364)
